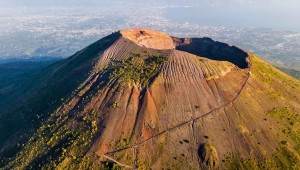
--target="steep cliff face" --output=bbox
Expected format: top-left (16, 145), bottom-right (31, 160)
top-left (1, 28), bottom-right (300, 169)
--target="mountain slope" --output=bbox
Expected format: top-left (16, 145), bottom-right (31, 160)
top-left (0, 32), bottom-right (121, 160)
top-left (1, 28), bottom-right (300, 169)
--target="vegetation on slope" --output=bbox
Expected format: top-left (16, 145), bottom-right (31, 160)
top-left (0, 32), bottom-right (121, 167)
top-left (2, 50), bottom-right (167, 169)
top-left (1, 29), bottom-right (300, 170)
top-left (225, 55), bottom-right (300, 170)
top-left (4, 90), bottom-right (102, 169)
top-left (276, 66), bottom-right (300, 80)
top-left (108, 52), bottom-right (166, 88)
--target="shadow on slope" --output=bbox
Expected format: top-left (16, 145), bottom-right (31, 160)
top-left (174, 37), bottom-right (249, 69)
top-left (0, 32), bottom-right (121, 164)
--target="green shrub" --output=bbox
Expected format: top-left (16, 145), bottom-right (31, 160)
top-left (108, 53), bottom-right (166, 88)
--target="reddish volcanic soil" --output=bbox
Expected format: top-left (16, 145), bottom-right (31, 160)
top-left (3, 28), bottom-right (300, 170)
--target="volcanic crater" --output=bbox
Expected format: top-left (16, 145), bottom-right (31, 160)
top-left (1, 28), bottom-right (300, 170)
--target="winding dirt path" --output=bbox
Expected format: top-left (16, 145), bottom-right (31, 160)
top-left (99, 56), bottom-right (252, 169)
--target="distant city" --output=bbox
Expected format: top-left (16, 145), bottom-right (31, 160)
top-left (0, 5), bottom-right (299, 70)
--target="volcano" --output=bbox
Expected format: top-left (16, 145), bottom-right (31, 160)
top-left (1, 28), bottom-right (300, 169)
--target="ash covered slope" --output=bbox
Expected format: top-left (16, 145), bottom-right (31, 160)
top-left (2, 28), bottom-right (300, 169)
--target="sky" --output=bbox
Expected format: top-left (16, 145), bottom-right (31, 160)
top-left (163, 0), bottom-right (300, 31)
top-left (0, 0), bottom-right (300, 31)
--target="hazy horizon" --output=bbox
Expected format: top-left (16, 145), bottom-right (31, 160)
top-left (0, 0), bottom-right (300, 71)
top-left (0, 0), bottom-right (300, 32)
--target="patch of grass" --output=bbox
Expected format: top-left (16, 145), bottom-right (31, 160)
top-left (199, 58), bottom-right (206, 63)
top-left (114, 138), bottom-right (130, 150)
top-left (203, 73), bottom-right (215, 80)
top-left (226, 107), bottom-right (300, 169)
top-left (251, 55), bottom-right (299, 86)
top-left (266, 107), bottom-right (300, 153)
top-left (162, 153), bottom-right (194, 170)
top-left (0, 33), bottom-right (121, 165)
top-left (225, 146), bottom-right (298, 170)
top-left (138, 160), bottom-right (150, 170)
top-left (5, 95), bottom-right (101, 169)
top-left (225, 154), bottom-right (259, 170)
top-left (108, 52), bottom-right (166, 88)
top-left (111, 102), bottom-right (120, 109)
top-left (104, 162), bottom-right (122, 170)
top-left (276, 66), bottom-right (300, 80)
